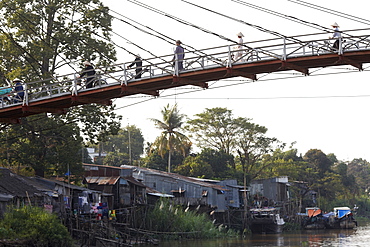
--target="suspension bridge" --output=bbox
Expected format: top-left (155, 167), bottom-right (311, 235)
top-left (0, 27), bottom-right (370, 123)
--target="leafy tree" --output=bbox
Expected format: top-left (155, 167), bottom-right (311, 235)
top-left (68, 104), bottom-right (122, 145)
top-left (0, 0), bottom-right (116, 81)
top-left (186, 107), bottom-right (245, 155)
top-left (197, 148), bottom-right (234, 178)
top-left (141, 150), bottom-right (168, 171)
top-left (150, 104), bottom-right (191, 172)
top-left (0, 0), bottom-right (122, 175)
top-left (235, 118), bottom-right (283, 182)
top-left (103, 152), bottom-right (130, 167)
top-left (303, 149), bottom-right (333, 175)
top-left (175, 155), bottom-right (214, 178)
top-left (262, 148), bottom-right (306, 181)
top-left (142, 149), bottom-right (185, 172)
top-left (100, 125), bottom-right (144, 164)
top-left (0, 114), bottom-right (84, 177)
top-left (347, 158), bottom-right (370, 193)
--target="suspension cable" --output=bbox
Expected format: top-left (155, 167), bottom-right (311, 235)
top-left (182, 0), bottom-right (289, 39)
top-left (107, 2), bottom-right (226, 66)
top-left (230, 0), bottom-right (332, 33)
top-left (288, 0), bottom-right (370, 26)
top-left (127, 0), bottom-right (285, 60)
top-left (127, 0), bottom-right (236, 44)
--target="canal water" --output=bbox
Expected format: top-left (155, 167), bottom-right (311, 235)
top-left (139, 221), bottom-right (370, 247)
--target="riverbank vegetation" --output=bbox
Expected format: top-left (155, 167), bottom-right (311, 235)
top-left (143, 199), bottom-right (238, 239)
top-left (0, 206), bottom-right (72, 247)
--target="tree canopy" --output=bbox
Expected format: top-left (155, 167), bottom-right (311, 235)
top-left (0, 0), bottom-right (121, 176)
top-left (0, 0), bottom-right (116, 81)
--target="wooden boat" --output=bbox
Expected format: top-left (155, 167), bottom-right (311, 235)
top-left (323, 207), bottom-right (357, 229)
top-left (301, 207), bottom-right (326, 230)
top-left (249, 207), bottom-right (285, 233)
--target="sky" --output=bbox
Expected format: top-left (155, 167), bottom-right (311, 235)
top-left (99, 0), bottom-right (370, 162)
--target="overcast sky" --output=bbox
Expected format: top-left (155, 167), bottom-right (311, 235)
top-left (101, 0), bottom-right (370, 161)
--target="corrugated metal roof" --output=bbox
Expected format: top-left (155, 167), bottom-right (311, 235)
top-left (84, 176), bottom-right (120, 185)
top-left (0, 168), bottom-right (42, 198)
top-left (124, 176), bottom-right (146, 187)
top-left (121, 165), bottom-right (228, 191)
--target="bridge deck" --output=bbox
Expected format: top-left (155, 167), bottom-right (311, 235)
top-left (1, 29), bottom-right (370, 123)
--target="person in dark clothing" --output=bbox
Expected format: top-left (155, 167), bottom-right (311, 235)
top-left (79, 61), bottom-right (96, 88)
top-left (128, 54), bottom-right (143, 79)
top-left (172, 40), bottom-right (185, 72)
top-left (12, 78), bottom-right (24, 103)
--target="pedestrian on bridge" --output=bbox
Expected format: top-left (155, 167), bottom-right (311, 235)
top-left (12, 78), bottom-right (24, 103)
top-left (79, 61), bottom-right (96, 89)
top-left (331, 22), bottom-right (341, 50)
top-left (128, 54), bottom-right (143, 79)
top-left (234, 32), bottom-right (244, 61)
top-left (172, 40), bottom-right (185, 72)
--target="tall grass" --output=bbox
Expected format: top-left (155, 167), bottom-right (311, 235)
top-left (145, 199), bottom-right (238, 239)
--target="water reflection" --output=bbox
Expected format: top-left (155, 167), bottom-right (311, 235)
top-left (139, 223), bottom-right (370, 247)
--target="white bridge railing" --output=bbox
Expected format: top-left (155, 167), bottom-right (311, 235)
top-left (1, 28), bottom-right (370, 109)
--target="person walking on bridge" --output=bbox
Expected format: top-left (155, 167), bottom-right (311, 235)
top-left (331, 22), bottom-right (341, 50)
top-left (128, 54), bottom-right (143, 79)
top-left (234, 32), bottom-right (244, 61)
top-left (12, 78), bottom-right (24, 103)
top-left (79, 61), bottom-right (96, 88)
top-left (172, 40), bottom-right (185, 73)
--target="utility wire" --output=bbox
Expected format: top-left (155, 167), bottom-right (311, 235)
top-left (114, 66), bottom-right (370, 110)
top-left (2, 65), bottom-right (368, 143)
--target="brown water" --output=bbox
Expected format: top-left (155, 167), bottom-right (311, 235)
top-left (139, 222), bottom-right (370, 247)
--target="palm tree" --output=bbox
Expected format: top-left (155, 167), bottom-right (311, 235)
top-left (150, 104), bottom-right (191, 172)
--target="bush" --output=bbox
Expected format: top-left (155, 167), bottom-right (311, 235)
top-left (0, 206), bottom-right (72, 247)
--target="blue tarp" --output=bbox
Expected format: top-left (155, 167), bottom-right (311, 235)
top-left (0, 87), bottom-right (12, 95)
top-left (322, 212), bottom-right (335, 218)
top-left (337, 209), bottom-right (351, 218)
